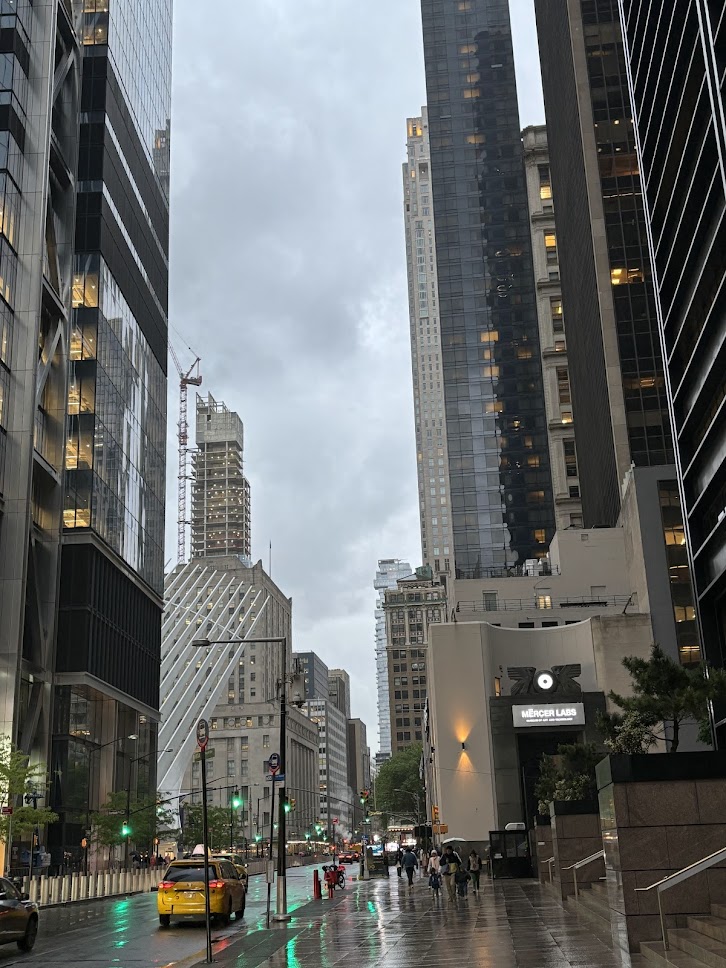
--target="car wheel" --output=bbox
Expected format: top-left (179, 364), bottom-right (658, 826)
top-left (235, 893), bottom-right (246, 919)
top-left (17, 916), bottom-right (38, 952)
top-left (158, 915), bottom-right (171, 928)
top-left (221, 899), bottom-right (232, 926)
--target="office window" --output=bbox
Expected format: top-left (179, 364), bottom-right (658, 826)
top-left (539, 165), bottom-right (552, 200)
top-left (557, 367), bottom-right (571, 405)
top-left (564, 439), bottom-right (578, 477)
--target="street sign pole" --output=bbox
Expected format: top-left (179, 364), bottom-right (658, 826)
top-left (197, 719), bottom-right (212, 964)
top-left (266, 778), bottom-right (276, 928)
top-left (273, 641), bottom-right (291, 923)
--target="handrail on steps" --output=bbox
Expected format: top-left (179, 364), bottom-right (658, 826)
top-left (563, 849), bottom-right (605, 901)
top-left (545, 856), bottom-right (555, 884)
top-left (635, 845), bottom-right (726, 952)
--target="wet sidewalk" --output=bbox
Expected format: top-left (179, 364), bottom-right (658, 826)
top-left (192, 871), bottom-right (643, 968)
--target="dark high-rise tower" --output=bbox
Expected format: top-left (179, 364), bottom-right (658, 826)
top-left (420, 0), bottom-right (555, 580)
top-left (51, 0), bottom-right (172, 859)
top-left (533, 0), bottom-right (674, 527)
top-left (618, 2), bottom-right (726, 702)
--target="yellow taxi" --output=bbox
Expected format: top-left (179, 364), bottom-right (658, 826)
top-left (157, 858), bottom-right (246, 927)
top-left (211, 853), bottom-right (248, 886)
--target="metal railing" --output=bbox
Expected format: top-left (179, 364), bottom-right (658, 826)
top-left (563, 849), bottom-right (605, 901)
top-left (635, 845), bottom-right (726, 951)
top-left (456, 596), bottom-right (631, 613)
top-left (546, 856), bottom-right (555, 883)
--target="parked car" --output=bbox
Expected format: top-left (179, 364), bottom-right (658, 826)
top-left (0, 877), bottom-right (39, 952)
top-left (338, 851), bottom-right (359, 864)
top-left (211, 853), bottom-right (248, 886)
top-left (157, 859), bottom-right (246, 927)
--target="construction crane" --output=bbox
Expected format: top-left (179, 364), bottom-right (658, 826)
top-left (169, 342), bottom-right (202, 565)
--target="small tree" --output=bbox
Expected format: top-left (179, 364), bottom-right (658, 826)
top-left (94, 791), bottom-right (178, 859)
top-left (374, 745), bottom-right (426, 820)
top-left (180, 804), bottom-right (235, 851)
top-left (535, 743), bottom-right (603, 815)
top-left (0, 741), bottom-right (58, 847)
top-left (608, 644), bottom-right (726, 752)
top-left (597, 710), bottom-right (657, 754)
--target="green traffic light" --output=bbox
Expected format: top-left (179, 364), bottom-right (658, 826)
top-left (283, 799), bottom-right (291, 814)
top-left (231, 788), bottom-right (242, 809)
top-left (121, 822), bottom-right (131, 837)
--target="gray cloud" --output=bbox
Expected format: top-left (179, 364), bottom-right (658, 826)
top-left (168, 0), bottom-right (544, 748)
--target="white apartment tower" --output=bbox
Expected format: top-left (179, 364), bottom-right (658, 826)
top-left (403, 110), bottom-right (454, 575)
top-left (191, 393), bottom-right (252, 561)
top-left (374, 559), bottom-right (412, 757)
top-left (522, 126), bottom-right (583, 531)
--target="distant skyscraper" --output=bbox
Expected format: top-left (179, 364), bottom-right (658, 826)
top-left (533, 0), bottom-right (674, 527)
top-left (191, 393), bottom-right (252, 560)
top-left (618, 1), bottom-right (726, 705)
top-left (328, 669), bottom-right (351, 720)
top-left (374, 559), bottom-right (413, 755)
top-left (419, 0), bottom-right (555, 579)
top-left (522, 126), bottom-right (583, 531)
top-left (403, 110), bottom-right (454, 575)
top-left (294, 651), bottom-right (330, 702)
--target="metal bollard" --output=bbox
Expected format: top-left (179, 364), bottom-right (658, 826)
top-left (313, 869), bottom-right (321, 899)
top-left (40, 876), bottom-right (49, 907)
top-left (63, 874), bottom-right (72, 903)
top-left (71, 873), bottom-right (79, 902)
top-left (51, 876), bottom-right (61, 905)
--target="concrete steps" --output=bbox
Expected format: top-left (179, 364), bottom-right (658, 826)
top-left (640, 906), bottom-right (726, 968)
top-left (565, 880), bottom-right (611, 934)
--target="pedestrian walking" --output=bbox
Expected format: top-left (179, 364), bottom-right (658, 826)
top-left (395, 847), bottom-right (404, 877)
top-left (440, 844), bottom-right (463, 901)
top-left (468, 849), bottom-right (482, 894)
top-left (402, 845), bottom-right (418, 887)
top-left (427, 848), bottom-right (442, 897)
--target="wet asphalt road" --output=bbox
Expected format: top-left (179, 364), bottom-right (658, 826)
top-left (0, 865), bottom-right (320, 968)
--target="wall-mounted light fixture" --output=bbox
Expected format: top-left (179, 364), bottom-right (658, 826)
top-left (461, 741), bottom-right (466, 751)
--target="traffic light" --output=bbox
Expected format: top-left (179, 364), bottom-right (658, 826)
top-left (231, 787), bottom-right (242, 809)
top-left (121, 821), bottom-right (131, 837)
top-left (432, 805), bottom-right (440, 823)
top-left (290, 797), bottom-right (296, 811)
top-left (283, 796), bottom-right (291, 814)
top-left (359, 789), bottom-right (370, 805)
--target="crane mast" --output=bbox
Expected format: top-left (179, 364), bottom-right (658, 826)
top-left (169, 343), bottom-right (202, 565)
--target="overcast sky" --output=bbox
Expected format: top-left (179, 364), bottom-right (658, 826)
top-left (167, 0), bottom-right (545, 752)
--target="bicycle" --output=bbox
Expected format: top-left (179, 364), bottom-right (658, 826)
top-left (322, 864), bottom-right (346, 890)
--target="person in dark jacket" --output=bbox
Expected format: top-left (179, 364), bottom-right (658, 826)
top-left (402, 846), bottom-right (419, 887)
top-left (395, 846), bottom-right (404, 877)
top-left (441, 845), bottom-right (463, 900)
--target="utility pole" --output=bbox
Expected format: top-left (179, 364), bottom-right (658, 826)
top-left (273, 642), bottom-right (290, 922)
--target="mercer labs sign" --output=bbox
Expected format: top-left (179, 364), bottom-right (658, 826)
top-left (512, 703), bottom-right (585, 728)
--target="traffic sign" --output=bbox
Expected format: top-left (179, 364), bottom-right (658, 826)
top-left (265, 772), bottom-right (284, 782)
top-left (1, 806), bottom-right (12, 816)
top-left (268, 752), bottom-right (281, 775)
top-left (194, 747), bottom-right (215, 762)
top-left (333, 817), bottom-right (339, 824)
top-left (196, 718), bottom-right (209, 749)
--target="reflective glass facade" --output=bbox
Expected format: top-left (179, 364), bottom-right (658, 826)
top-left (420, 0), bottom-right (555, 579)
top-left (619, 0), bottom-right (726, 698)
top-left (534, 0), bottom-right (673, 527)
top-left (65, 256), bottom-right (166, 590)
top-left (58, 0), bottom-right (171, 720)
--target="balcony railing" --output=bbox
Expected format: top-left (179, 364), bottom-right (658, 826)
top-left (456, 595), bottom-right (632, 613)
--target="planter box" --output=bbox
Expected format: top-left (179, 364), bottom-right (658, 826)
top-left (597, 751), bottom-right (726, 953)
top-left (549, 799), bottom-right (603, 900)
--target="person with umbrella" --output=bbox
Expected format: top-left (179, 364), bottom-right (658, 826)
top-left (440, 843), bottom-right (464, 901)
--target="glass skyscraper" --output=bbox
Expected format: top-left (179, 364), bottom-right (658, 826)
top-left (618, 1), bottom-right (726, 722)
top-left (51, 0), bottom-right (172, 862)
top-left (419, 0), bottom-right (555, 580)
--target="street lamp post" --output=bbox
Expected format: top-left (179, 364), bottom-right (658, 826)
top-left (192, 635), bottom-right (298, 924)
